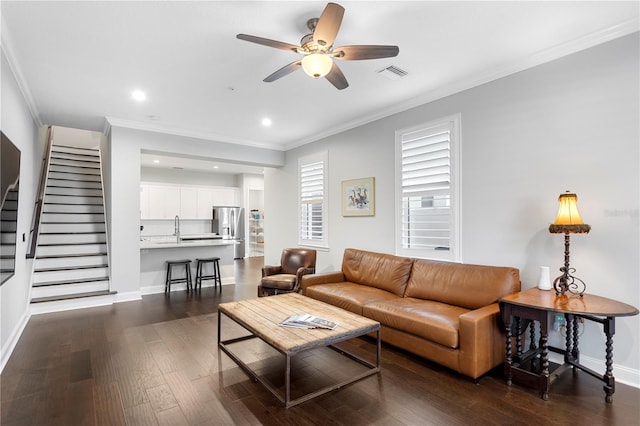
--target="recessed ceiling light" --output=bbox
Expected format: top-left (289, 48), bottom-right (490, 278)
top-left (261, 118), bottom-right (272, 127)
top-left (131, 90), bottom-right (146, 102)
top-left (213, 165), bottom-right (219, 169)
top-left (153, 159), bottom-right (160, 164)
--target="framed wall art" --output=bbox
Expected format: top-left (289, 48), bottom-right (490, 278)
top-left (342, 177), bottom-right (375, 216)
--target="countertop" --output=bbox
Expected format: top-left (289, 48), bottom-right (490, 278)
top-left (140, 237), bottom-right (238, 250)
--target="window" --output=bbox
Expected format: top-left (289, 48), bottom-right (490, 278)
top-left (395, 115), bottom-right (460, 261)
top-left (299, 152), bottom-right (328, 248)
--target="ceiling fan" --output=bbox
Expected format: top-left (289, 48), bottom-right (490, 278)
top-left (237, 2), bottom-right (399, 90)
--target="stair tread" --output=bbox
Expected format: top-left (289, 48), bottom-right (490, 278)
top-left (40, 231), bottom-right (106, 235)
top-left (35, 264), bottom-right (108, 272)
top-left (36, 253), bottom-right (107, 259)
top-left (32, 276), bottom-right (110, 287)
top-left (31, 290), bottom-right (115, 304)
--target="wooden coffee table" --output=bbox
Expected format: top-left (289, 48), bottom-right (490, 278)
top-left (217, 293), bottom-right (381, 408)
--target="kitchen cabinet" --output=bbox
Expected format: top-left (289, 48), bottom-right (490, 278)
top-left (196, 188), bottom-right (214, 219)
top-left (141, 184), bottom-right (180, 219)
top-left (212, 188), bottom-right (238, 207)
top-left (141, 183), bottom-right (240, 220)
top-left (180, 187), bottom-right (198, 219)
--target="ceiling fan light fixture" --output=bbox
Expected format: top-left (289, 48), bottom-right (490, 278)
top-left (301, 53), bottom-right (333, 78)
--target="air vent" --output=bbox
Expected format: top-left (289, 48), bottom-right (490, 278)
top-left (377, 65), bottom-right (408, 81)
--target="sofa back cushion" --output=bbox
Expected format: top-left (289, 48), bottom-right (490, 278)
top-left (405, 259), bottom-right (520, 309)
top-left (342, 248), bottom-right (413, 297)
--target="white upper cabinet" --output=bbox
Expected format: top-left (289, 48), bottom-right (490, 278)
top-left (179, 187), bottom-right (198, 219)
top-left (141, 183), bottom-right (239, 219)
top-left (212, 188), bottom-right (238, 207)
top-left (196, 188), bottom-right (214, 219)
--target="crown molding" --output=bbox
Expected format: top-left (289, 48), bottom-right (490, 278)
top-left (1, 15), bottom-right (43, 128)
top-left (284, 18), bottom-right (640, 151)
top-left (104, 116), bottom-right (286, 151)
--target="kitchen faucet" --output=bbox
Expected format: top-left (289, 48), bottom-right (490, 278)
top-left (174, 215), bottom-right (181, 241)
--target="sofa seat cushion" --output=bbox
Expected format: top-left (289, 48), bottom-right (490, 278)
top-left (261, 274), bottom-right (296, 290)
top-left (363, 298), bottom-right (470, 349)
top-left (305, 282), bottom-right (399, 315)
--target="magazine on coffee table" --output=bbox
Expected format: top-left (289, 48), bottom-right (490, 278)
top-left (280, 314), bottom-right (338, 330)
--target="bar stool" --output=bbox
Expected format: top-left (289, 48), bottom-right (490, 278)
top-left (195, 257), bottom-right (222, 291)
top-left (165, 259), bottom-right (193, 294)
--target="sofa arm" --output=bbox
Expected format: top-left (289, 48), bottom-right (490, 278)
top-left (300, 271), bottom-right (346, 294)
top-left (262, 265), bottom-right (282, 277)
top-left (458, 303), bottom-right (505, 380)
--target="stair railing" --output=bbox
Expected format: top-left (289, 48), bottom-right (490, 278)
top-left (26, 126), bottom-right (54, 259)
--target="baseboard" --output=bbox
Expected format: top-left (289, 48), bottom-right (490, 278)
top-left (115, 291), bottom-right (142, 303)
top-left (548, 352), bottom-right (639, 388)
top-left (0, 308), bottom-right (31, 373)
top-left (141, 277), bottom-right (234, 295)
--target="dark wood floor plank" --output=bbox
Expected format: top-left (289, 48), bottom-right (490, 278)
top-left (92, 381), bottom-right (127, 426)
top-left (124, 402), bottom-right (159, 426)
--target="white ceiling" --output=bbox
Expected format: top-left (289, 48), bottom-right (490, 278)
top-left (2, 1), bottom-right (638, 161)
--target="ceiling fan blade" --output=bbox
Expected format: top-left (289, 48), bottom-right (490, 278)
top-left (263, 61), bottom-right (302, 82)
top-left (237, 34), bottom-right (300, 53)
top-left (334, 45), bottom-right (399, 60)
top-left (313, 3), bottom-right (345, 48)
top-left (325, 62), bottom-right (348, 90)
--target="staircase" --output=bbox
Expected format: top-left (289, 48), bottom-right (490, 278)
top-left (0, 188), bottom-right (19, 283)
top-left (31, 143), bottom-right (113, 306)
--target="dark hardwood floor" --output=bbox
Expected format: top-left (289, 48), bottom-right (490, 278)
top-left (2, 256), bottom-right (638, 425)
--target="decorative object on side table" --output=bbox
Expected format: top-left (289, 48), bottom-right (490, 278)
top-left (341, 176), bottom-right (375, 216)
top-left (548, 191), bottom-right (591, 297)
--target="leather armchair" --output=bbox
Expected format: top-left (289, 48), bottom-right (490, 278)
top-left (258, 248), bottom-right (317, 297)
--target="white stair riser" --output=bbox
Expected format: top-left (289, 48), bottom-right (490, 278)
top-left (1, 210), bottom-right (18, 221)
top-left (1, 222), bottom-right (17, 232)
top-left (43, 204), bottom-right (104, 214)
top-left (39, 222), bottom-right (105, 233)
top-left (49, 158), bottom-right (100, 169)
top-left (46, 178), bottom-right (102, 189)
top-left (44, 195), bottom-right (103, 205)
top-left (0, 271), bottom-right (14, 282)
top-left (38, 233), bottom-right (106, 245)
top-left (47, 171), bottom-right (101, 182)
top-left (52, 146), bottom-right (99, 157)
top-left (3, 200), bottom-right (18, 209)
top-left (37, 243), bottom-right (106, 256)
top-left (35, 255), bottom-right (108, 269)
top-left (31, 280), bottom-right (110, 299)
top-left (46, 186), bottom-right (102, 197)
top-left (1, 233), bottom-right (17, 244)
top-left (49, 164), bottom-right (101, 175)
top-left (33, 267), bottom-right (109, 283)
top-left (0, 256), bottom-right (16, 269)
top-left (42, 213), bottom-right (105, 223)
top-left (50, 151), bottom-right (99, 162)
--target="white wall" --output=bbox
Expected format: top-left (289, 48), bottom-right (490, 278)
top-left (107, 126), bottom-right (283, 300)
top-left (0, 49), bottom-right (43, 371)
top-left (265, 34), bottom-right (640, 382)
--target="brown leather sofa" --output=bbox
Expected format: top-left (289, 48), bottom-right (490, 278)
top-left (301, 248), bottom-right (520, 380)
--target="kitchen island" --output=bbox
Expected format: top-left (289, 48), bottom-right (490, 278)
top-left (140, 236), bottom-right (239, 294)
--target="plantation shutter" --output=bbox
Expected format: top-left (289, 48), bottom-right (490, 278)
top-left (299, 155), bottom-right (326, 246)
top-left (400, 123), bottom-right (452, 253)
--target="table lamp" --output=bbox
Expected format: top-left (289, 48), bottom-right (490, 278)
top-left (548, 191), bottom-right (591, 296)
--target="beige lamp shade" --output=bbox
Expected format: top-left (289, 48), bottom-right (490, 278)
top-left (301, 53), bottom-right (333, 78)
top-left (549, 191), bottom-right (591, 234)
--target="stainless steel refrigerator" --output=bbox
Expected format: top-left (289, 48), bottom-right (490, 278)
top-left (212, 206), bottom-right (245, 259)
